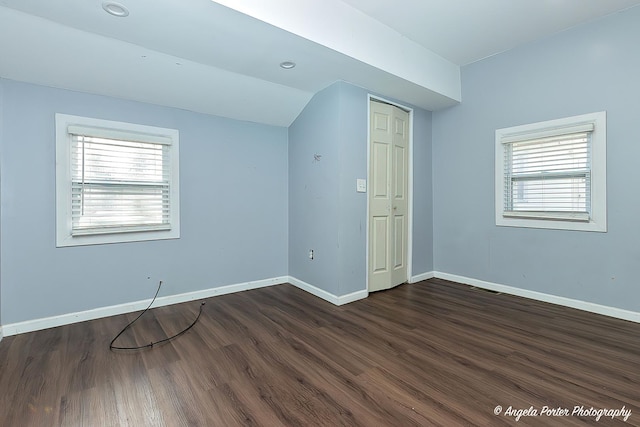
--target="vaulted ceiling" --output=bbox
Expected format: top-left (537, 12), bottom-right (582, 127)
top-left (1, 0), bottom-right (639, 126)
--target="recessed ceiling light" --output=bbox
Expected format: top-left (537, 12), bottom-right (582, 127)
top-left (102, 1), bottom-right (129, 17)
top-left (280, 61), bottom-right (296, 69)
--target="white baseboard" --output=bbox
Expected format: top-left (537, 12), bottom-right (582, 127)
top-left (287, 276), bottom-right (368, 306)
top-left (2, 276), bottom-right (289, 337)
top-left (0, 325), bottom-right (3, 342)
top-left (336, 289), bottom-right (369, 305)
top-left (433, 272), bottom-right (640, 324)
top-left (8, 269), bottom-right (632, 338)
top-left (409, 271), bottom-right (435, 283)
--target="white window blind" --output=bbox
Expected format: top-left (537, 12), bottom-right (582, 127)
top-left (495, 112), bottom-right (606, 232)
top-left (69, 130), bottom-right (172, 236)
top-left (56, 114), bottom-right (180, 247)
top-left (503, 127), bottom-right (592, 222)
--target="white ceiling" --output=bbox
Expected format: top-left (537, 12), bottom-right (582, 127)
top-left (1, 0), bottom-right (638, 126)
top-left (340, 0), bottom-right (640, 65)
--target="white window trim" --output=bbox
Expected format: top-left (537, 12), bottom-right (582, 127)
top-left (55, 114), bottom-right (180, 247)
top-left (495, 111), bottom-right (607, 232)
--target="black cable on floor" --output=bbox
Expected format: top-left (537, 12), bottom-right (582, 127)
top-left (109, 281), bottom-right (205, 351)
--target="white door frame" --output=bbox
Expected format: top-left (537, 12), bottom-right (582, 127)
top-left (366, 94), bottom-right (414, 292)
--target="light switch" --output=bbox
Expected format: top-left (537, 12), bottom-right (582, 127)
top-left (356, 179), bottom-right (367, 193)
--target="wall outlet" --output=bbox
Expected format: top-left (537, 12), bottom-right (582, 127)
top-left (309, 249), bottom-right (314, 260)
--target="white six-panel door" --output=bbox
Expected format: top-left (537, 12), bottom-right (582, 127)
top-left (369, 100), bottom-right (409, 292)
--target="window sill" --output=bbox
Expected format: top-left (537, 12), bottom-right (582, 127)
top-left (496, 215), bottom-right (606, 232)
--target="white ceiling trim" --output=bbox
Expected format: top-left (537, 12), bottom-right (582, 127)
top-left (211, 0), bottom-right (461, 102)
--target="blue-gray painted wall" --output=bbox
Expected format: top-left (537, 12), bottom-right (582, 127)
top-left (432, 7), bottom-right (640, 311)
top-left (336, 82), bottom-right (368, 296)
top-left (288, 83), bottom-right (342, 295)
top-left (289, 81), bottom-right (434, 296)
top-left (411, 107), bottom-right (434, 275)
top-left (0, 79), bottom-right (289, 325)
top-left (0, 78), bottom-right (433, 327)
top-left (0, 80), bottom-right (3, 332)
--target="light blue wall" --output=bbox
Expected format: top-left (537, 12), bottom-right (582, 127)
top-left (0, 80), bottom-right (3, 334)
top-left (432, 7), bottom-right (640, 312)
top-left (288, 84), bottom-right (342, 294)
top-left (0, 79), bottom-right (288, 325)
top-left (336, 82), bottom-right (368, 295)
top-left (411, 107), bottom-right (434, 275)
top-left (0, 77), bottom-right (432, 327)
top-left (289, 81), bottom-right (433, 296)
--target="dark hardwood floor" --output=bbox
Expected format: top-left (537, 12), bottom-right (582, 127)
top-left (0, 278), bottom-right (638, 426)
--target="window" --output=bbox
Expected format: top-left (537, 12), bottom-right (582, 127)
top-left (56, 114), bottom-right (180, 246)
top-left (495, 112), bottom-right (606, 232)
